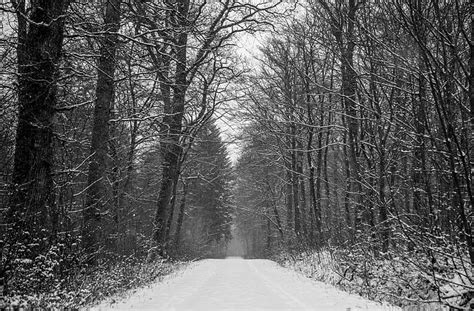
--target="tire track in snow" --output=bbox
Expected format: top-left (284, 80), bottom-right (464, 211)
top-left (92, 257), bottom-right (401, 310)
top-left (246, 259), bottom-right (313, 310)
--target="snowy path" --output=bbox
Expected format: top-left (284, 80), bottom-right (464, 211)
top-left (92, 257), bottom-right (399, 311)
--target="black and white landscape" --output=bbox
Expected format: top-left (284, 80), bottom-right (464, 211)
top-left (0, 0), bottom-right (472, 310)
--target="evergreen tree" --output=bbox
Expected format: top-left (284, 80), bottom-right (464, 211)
top-left (180, 120), bottom-right (233, 257)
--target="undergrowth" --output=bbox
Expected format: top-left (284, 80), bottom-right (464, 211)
top-left (1, 255), bottom-right (187, 309)
top-left (275, 246), bottom-right (473, 310)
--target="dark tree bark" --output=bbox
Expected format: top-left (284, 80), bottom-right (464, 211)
top-left (367, 52), bottom-right (391, 252)
top-left (471, 10), bottom-right (474, 132)
top-left (165, 178), bottom-right (179, 240)
top-left (291, 126), bottom-right (301, 236)
top-left (412, 5), bottom-right (431, 222)
top-left (271, 196), bottom-right (284, 240)
top-left (342, 119), bottom-right (352, 239)
top-left (303, 65), bottom-right (320, 244)
top-left (3, 0), bottom-right (69, 295)
top-left (297, 147), bottom-right (308, 237)
top-left (315, 109), bottom-right (325, 245)
top-left (153, 0), bottom-right (189, 250)
top-left (378, 138), bottom-right (389, 253)
top-left (174, 180), bottom-right (187, 249)
top-left (8, 0), bottom-right (69, 247)
top-left (83, 0), bottom-right (121, 261)
top-left (323, 74), bottom-right (334, 243)
top-left (469, 0), bottom-right (474, 264)
top-left (318, 0), bottom-right (362, 233)
top-left (341, 1), bottom-right (362, 232)
top-left (285, 168), bottom-right (294, 232)
top-left (322, 120), bottom-right (331, 242)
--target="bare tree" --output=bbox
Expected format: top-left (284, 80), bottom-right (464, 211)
top-left (8, 0), bottom-right (70, 251)
top-left (82, 0), bottom-right (122, 263)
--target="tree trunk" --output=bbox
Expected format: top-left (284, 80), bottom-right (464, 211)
top-left (412, 38), bottom-right (429, 222)
top-left (304, 69), bottom-right (319, 245)
top-left (315, 109), bottom-right (325, 245)
top-left (378, 144), bottom-right (389, 253)
top-left (5, 0), bottom-right (69, 294)
top-left (174, 180), bottom-right (187, 250)
top-left (153, 0), bottom-right (189, 251)
top-left (318, 0), bottom-right (361, 237)
top-left (323, 110), bottom-right (332, 241)
top-left (298, 153), bottom-right (308, 238)
top-left (165, 177), bottom-right (179, 240)
top-left (286, 168), bottom-right (294, 232)
top-left (471, 12), bottom-right (474, 132)
top-left (291, 127), bottom-right (301, 236)
top-left (340, 0), bottom-right (361, 233)
top-left (342, 122), bottom-right (353, 240)
top-left (83, 0), bottom-right (121, 262)
top-left (271, 198), bottom-right (284, 240)
top-left (9, 0), bottom-right (69, 243)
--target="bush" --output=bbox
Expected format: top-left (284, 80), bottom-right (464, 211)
top-left (276, 246), bottom-right (473, 310)
top-left (1, 255), bottom-right (187, 309)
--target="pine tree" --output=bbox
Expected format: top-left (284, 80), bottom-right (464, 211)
top-left (180, 120), bottom-right (233, 257)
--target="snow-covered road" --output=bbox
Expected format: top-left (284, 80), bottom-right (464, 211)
top-left (92, 257), bottom-right (399, 311)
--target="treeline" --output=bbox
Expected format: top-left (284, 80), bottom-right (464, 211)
top-left (0, 0), bottom-right (276, 299)
top-left (234, 0), bottom-right (472, 307)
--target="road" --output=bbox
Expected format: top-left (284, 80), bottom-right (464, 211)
top-left (92, 257), bottom-right (399, 311)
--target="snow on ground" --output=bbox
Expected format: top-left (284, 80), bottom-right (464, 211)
top-left (91, 257), bottom-right (401, 311)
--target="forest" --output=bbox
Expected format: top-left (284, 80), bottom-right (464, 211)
top-left (0, 0), bottom-right (472, 309)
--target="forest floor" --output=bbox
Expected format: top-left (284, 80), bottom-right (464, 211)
top-left (90, 257), bottom-right (400, 310)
